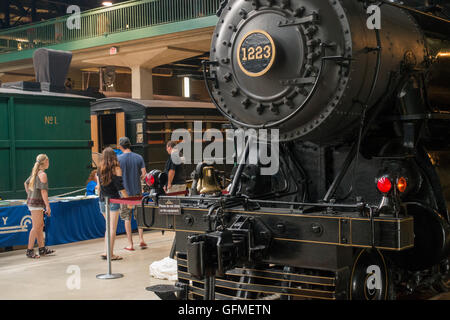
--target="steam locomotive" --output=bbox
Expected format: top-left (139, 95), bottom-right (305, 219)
top-left (137, 0), bottom-right (450, 300)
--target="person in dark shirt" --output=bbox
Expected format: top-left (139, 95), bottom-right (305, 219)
top-left (97, 147), bottom-right (128, 261)
top-left (164, 141), bottom-right (187, 195)
top-left (117, 137), bottom-right (147, 250)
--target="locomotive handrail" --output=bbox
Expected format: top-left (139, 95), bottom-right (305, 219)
top-left (245, 198), bottom-right (366, 211)
top-left (142, 192), bottom-right (369, 212)
top-left (322, 79), bottom-right (396, 203)
top-left (216, 0), bottom-right (229, 17)
top-left (265, 52), bottom-right (352, 130)
top-left (141, 195), bottom-right (154, 228)
top-left (323, 19), bottom-right (383, 202)
top-left (368, 205), bottom-right (376, 248)
top-left (335, 25), bottom-right (383, 202)
top-left (380, 0), bottom-right (450, 24)
top-left (229, 135), bottom-right (252, 196)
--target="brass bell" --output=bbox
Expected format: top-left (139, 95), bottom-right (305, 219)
top-left (199, 166), bottom-right (222, 194)
top-left (196, 175), bottom-right (203, 193)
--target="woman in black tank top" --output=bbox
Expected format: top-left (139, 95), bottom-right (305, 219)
top-left (97, 147), bottom-right (129, 260)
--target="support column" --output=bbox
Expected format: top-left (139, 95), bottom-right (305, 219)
top-left (31, 0), bottom-right (37, 22)
top-left (131, 66), bottom-right (153, 100)
top-left (2, 0), bottom-right (10, 28)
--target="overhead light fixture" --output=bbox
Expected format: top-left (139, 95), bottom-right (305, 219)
top-left (183, 77), bottom-right (190, 98)
top-left (102, 1), bottom-right (113, 7)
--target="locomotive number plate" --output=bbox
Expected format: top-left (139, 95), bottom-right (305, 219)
top-left (237, 30), bottom-right (276, 77)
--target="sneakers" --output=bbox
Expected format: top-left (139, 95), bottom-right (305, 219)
top-left (26, 249), bottom-right (40, 259)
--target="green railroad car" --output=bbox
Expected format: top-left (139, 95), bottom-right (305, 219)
top-left (0, 88), bottom-right (94, 200)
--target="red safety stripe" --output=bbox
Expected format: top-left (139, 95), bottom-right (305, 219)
top-left (109, 197), bottom-right (142, 205)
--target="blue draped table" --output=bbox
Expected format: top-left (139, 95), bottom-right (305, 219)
top-left (0, 197), bottom-right (138, 247)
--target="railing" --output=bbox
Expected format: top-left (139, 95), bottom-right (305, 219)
top-left (0, 0), bottom-right (220, 54)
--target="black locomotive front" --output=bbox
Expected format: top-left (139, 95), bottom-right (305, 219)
top-left (137, 0), bottom-right (450, 300)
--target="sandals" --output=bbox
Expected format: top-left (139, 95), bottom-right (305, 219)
top-left (39, 247), bottom-right (55, 256)
top-left (139, 242), bottom-right (148, 249)
top-left (101, 254), bottom-right (123, 260)
top-left (27, 247), bottom-right (54, 259)
top-left (26, 249), bottom-right (40, 259)
top-left (124, 247), bottom-right (135, 251)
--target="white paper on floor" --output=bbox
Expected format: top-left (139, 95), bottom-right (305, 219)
top-left (149, 257), bottom-right (178, 281)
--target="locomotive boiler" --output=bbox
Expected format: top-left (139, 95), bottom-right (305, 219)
top-left (137, 0), bottom-right (450, 300)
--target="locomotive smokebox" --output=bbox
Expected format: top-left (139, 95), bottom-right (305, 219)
top-left (209, 0), bottom-right (426, 143)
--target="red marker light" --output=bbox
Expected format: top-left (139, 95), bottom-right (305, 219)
top-left (377, 177), bottom-right (392, 194)
top-left (145, 174), bottom-right (155, 187)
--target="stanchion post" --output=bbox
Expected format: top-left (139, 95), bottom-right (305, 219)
top-left (204, 275), bottom-right (216, 300)
top-left (169, 238), bottom-right (176, 259)
top-left (97, 197), bottom-right (123, 280)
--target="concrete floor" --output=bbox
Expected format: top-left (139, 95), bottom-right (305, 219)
top-left (0, 230), bottom-right (175, 300)
top-left (1, 230), bottom-right (449, 300)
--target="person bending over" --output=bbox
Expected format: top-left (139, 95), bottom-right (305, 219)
top-left (164, 141), bottom-right (187, 196)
